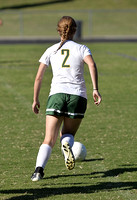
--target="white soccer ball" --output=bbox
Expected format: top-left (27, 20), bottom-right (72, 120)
top-left (72, 141), bottom-right (87, 162)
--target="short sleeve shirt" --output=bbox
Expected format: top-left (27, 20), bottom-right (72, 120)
top-left (39, 40), bottom-right (92, 99)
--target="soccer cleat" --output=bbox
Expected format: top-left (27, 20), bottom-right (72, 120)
top-left (62, 142), bottom-right (75, 170)
top-left (31, 167), bottom-right (44, 182)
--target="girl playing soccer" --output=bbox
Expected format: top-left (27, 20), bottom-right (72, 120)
top-left (31, 16), bottom-right (102, 181)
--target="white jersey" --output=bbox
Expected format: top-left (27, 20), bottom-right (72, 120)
top-left (39, 40), bottom-right (92, 99)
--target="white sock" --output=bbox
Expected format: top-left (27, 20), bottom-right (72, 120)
top-left (60, 134), bottom-right (74, 148)
top-left (35, 144), bottom-right (52, 169)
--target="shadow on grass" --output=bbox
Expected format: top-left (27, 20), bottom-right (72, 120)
top-left (0, 0), bottom-right (73, 10)
top-left (1, 166), bottom-right (137, 200)
top-left (91, 167), bottom-right (137, 178)
top-left (1, 181), bottom-right (137, 200)
top-left (45, 166), bottom-right (137, 180)
top-left (84, 158), bottom-right (104, 162)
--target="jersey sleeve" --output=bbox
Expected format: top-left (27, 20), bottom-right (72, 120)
top-left (39, 49), bottom-right (50, 66)
top-left (81, 45), bottom-right (92, 59)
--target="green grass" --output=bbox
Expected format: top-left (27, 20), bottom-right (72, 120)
top-left (1, 10), bottom-right (137, 38)
top-left (0, 42), bottom-right (137, 200)
top-left (1, 0), bottom-right (137, 10)
top-left (0, 0), bottom-right (137, 37)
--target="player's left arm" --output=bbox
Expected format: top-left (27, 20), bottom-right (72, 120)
top-left (84, 55), bottom-right (102, 105)
top-left (32, 63), bottom-right (48, 114)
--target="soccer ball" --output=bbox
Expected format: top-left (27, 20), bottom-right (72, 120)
top-left (72, 141), bottom-right (87, 162)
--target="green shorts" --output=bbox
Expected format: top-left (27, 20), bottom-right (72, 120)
top-left (46, 93), bottom-right (87, 119)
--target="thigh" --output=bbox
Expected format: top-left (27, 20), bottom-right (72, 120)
top-left (61, 117), bottom-right (82, 137)
top-left (43, 115), bottom-right (63, 147)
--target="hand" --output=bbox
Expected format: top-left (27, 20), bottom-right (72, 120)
top-left (93, 90), bottom-right (102, 106)
top-left (32, 100), bottom-right (40, 114)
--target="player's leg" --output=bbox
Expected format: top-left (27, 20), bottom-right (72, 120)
top-left (61, 117), bottom-right (82, 136)
top-left (60, 94), bottom-right (87, 170)
top-left (31, 115), bottom-right (63, 181)
top-left (60, 117), bottom-right (82, 148)
top-left (43, 115), bottom-right (63, 147)
top-left (60, 117), bottom-right (82, 170)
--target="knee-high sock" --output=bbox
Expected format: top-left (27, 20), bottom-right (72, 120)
top-left (35, 144), bottom-right (52, 169)
top-left (60, 134), bottom-right (74, 148)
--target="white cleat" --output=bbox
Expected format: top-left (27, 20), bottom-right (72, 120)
top-left (31, 167), bottom-right (44, 182)
top-left (62, 142), bottom-right (75, 170)
top-left (31, 172), bottom-right (43, 182)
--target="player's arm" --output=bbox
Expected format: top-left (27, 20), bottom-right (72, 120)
top-left (32, 63), bottom-right (48, 114)
top-left (84, 55), bottom-right (102, 105)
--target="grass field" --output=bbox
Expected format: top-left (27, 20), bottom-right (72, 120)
top-left (0, 42), bottom-right (137, 200)
top-left (1, 10), bottom-right (137, 38)
top-left (1, 0), bottom-right (137, 10)
top-left (1, 0), bottom-right (137, 38)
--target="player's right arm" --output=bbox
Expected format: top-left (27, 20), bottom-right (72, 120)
top-left (84, 55), bottom-right (102, 106)
top-left (32, 63), bottom-right (48, 114)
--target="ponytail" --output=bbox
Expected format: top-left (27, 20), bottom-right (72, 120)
top-left (56, 16), bottom-right (77, 51)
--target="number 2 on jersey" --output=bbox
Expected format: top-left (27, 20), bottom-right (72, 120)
top-left (61, 49), bottom-right (70, 68)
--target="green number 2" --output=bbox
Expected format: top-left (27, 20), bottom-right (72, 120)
top-left (61, 49), bottom-right (70, 68)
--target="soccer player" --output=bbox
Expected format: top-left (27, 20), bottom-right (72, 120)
top-left (31, 16), bottom-right (102, 181)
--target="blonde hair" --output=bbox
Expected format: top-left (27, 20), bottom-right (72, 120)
top-left (56, 16), bottom-right (77, 51)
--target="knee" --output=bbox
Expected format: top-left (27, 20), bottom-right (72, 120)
top-left (43, 139), bottom-right (54, 148)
